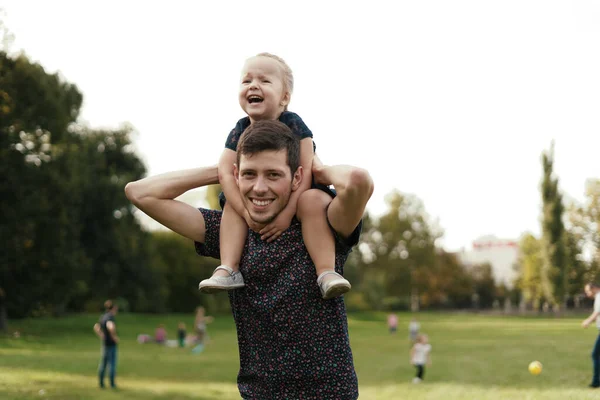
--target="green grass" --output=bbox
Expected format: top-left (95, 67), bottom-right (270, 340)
top-left (1, 312), bottom-right (599, 399)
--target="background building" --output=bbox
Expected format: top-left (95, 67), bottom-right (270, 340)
top-left (458, 235), bottom-right (520, 288)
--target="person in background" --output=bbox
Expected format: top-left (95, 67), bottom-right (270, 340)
top-left (155, 324), bottom-right (167, 344)
top-left (177, 322), bottom-right (187, 348)
top-left (409, 317), bottom-right (420, 343)
top-left (582, 282), bottom-right (600, 388)
top-left (387, 313), bottom-right (398, 334)
top-left (93, 300), bottom-right (119, 389)
top-left (410, 334), bottom-right (432, 384)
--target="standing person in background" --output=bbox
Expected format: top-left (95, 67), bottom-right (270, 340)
top-left (177, 322), bottom-right (187, 348)
top-left (409, 317), bottom-right (420, 344)
top-left (582, 282), bottom-right (600, 388)
top-left (387, 313), bottom-right (398, 334)
top-left (193, 306), bottom-right (214, 348)
top-left (93, 300), bottom-right (119, 389)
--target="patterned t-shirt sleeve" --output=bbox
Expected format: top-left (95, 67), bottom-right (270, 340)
top-left (279, 112), bottom-right (313, 140)
top-left (224, 117), bottom-right (251, 151)
top-left (194, 208), bottom-right (222, 259)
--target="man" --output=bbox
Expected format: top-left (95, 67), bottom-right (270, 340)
top-left (125, 120), bottom-right (374, 399)
top-left (582, 282), bottom-right (600, 388)
top-left (93, 299), bottom-right (119, 389)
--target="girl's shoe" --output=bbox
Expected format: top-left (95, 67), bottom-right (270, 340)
top-left (317, 271), bottom-right (351, 300)
top-left (199, 265), bottom-right (245, 293)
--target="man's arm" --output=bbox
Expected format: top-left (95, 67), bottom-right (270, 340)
top-left (125, 166), bottom-right (218, 243)
top-left (93, 323), bottom-right (104, 339)
top-left (582, 311), bottom-right (600, 328)
top-left (313, 163), bottom-right (374, 238)
top-left (106, 321), bottom-right (119, 344)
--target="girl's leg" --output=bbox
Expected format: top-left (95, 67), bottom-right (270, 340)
top-left (417, 365), bottom-right (424, 380)
top-left (297, 189), bottom-right (350, 299)
top-left (198, 202), bottom-right (247, 292)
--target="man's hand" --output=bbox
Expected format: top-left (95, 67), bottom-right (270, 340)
top-left (311, 155), bottom-right (329, 186)
top-left (583, 319), bottom-right (592, 328)
top-left (259, 212), bottom-right (293, 242)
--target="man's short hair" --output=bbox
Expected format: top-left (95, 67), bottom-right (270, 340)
top-left (236, 120), bottom-right (301, 175)
top-left (104, 299), bottom-right (114, 311)
top-left (587, 282), bottom-right (600, 290)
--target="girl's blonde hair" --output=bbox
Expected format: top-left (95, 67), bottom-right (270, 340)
top-left (255, 52), bottom-right (294, 111)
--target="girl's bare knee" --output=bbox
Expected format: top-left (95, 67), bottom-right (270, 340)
top-left (298, 189), bottom-right (332, 218)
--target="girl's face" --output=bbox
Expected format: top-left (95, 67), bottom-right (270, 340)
top-left (239, 56), bottom-right (290, 122)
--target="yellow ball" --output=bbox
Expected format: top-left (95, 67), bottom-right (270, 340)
top-left (529, 361), bottom-right (542, 375)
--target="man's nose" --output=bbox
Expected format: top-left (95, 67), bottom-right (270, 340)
top-left (253, 176), bottom-right (268, 194)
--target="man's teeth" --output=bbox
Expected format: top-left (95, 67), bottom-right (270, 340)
top-left (253, 199), bottom-right (271, 206)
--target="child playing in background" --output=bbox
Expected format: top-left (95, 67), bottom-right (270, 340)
top-left (198, 52), bottom-right (350, 300)
top-left (177, 322), bottom-right (186, 348)
top-left (410, 334), bottom-right (432, 383)
top-left (154, 324), bottom-right (167, 344)
top-left (388, 313), bottom-right (398, 334)
top-left (409, 317), bottom-right (420, 343)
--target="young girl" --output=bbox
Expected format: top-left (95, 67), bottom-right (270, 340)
top-left (198, 53), bottom-right (350, 299)
top-left (410, 334), bottom-right (432, 383)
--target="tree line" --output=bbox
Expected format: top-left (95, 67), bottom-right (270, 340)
top-left (1, 48), bottom-right (598, 326)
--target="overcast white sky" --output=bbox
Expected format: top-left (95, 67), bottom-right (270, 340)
top-left (2, 0), bottom-right (599, 251)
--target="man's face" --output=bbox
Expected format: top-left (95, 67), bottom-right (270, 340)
top-left (235, 149), bottom-right (301, 226)
top-left (585, 285), bottom-right (594, 298)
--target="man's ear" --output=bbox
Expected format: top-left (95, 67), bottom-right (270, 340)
top-left (233, 164), bottom-right (240, 186)
top-left (291, 166), bottom-right (302, 191)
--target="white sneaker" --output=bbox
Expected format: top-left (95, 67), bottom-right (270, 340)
top-left (198, 266), bottom-right (245, 293)
top-left (317, 271), bottom-right (351, 300)
top-left (412, 377), bottom-right (422, 384)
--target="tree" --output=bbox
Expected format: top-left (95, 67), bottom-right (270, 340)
top-left (540, 143), bottom-right (568, 307)
top-left (516, 233), bottom-right (544, 309)
top-left (148, 231), bottom-right (224, 313)
top-left (0, 51), bottom-right (84, 317)
top-left (0, 49), bottom-right (153, 316)
top-left (355, 190), bottom-right (444, 309)
top-left (567, 179), bottom-right (600, 287)
top-left (470, 263), bottom-right (496, 309)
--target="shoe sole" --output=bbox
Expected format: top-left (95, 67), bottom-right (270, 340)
top-left (198, 284), bottom-right (245, 294)
top-left (322, 281), bottom-right (351, 300)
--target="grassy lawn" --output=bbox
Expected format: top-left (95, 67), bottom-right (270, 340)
top-left (1, 312), bottom-right (599, 399)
